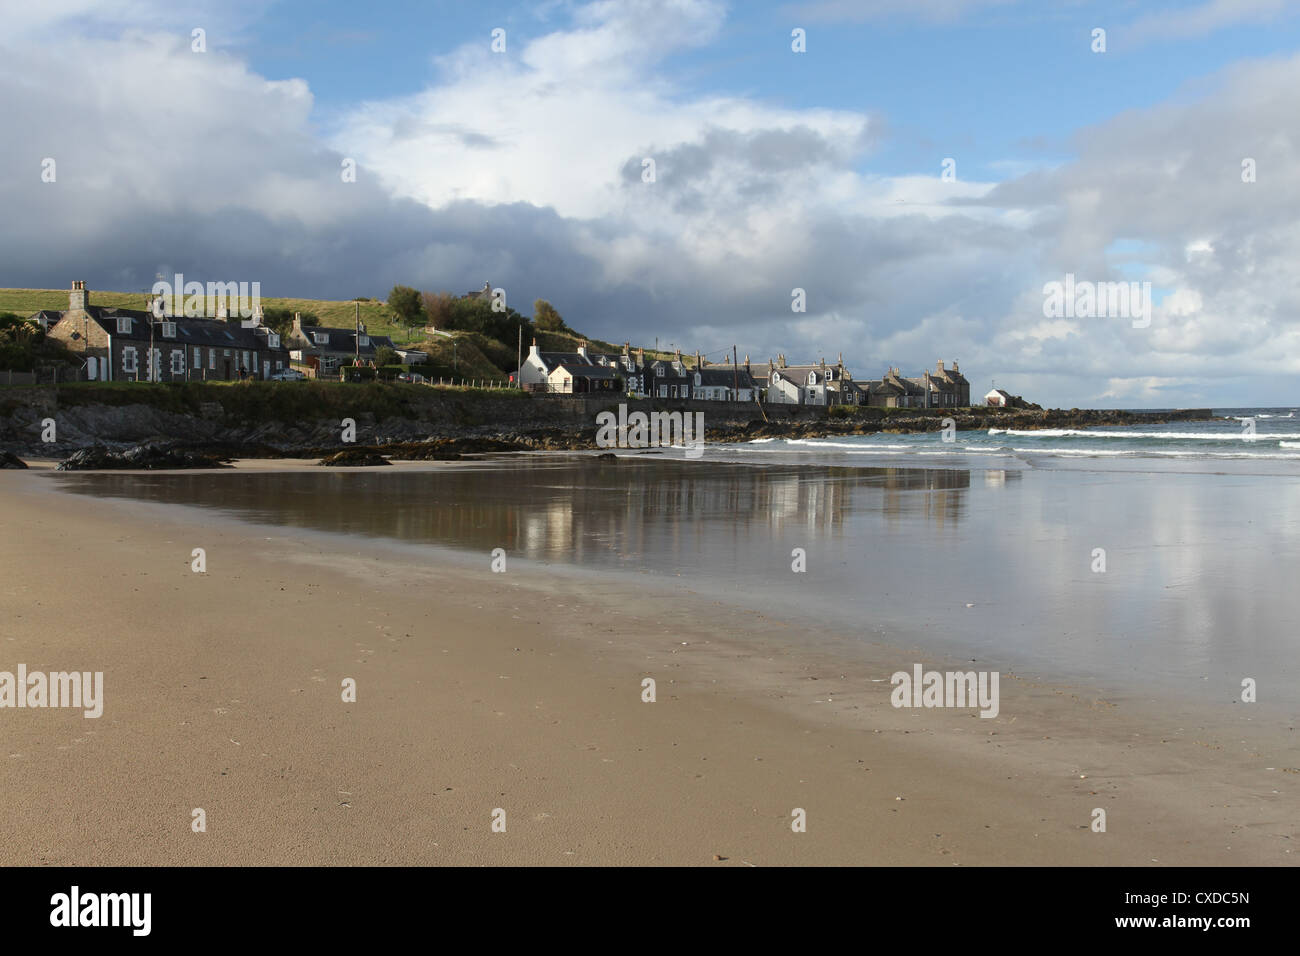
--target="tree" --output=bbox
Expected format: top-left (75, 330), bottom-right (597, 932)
top-left (421, 291), bottom-right (455, 330)
top-left (374, 346), bottom-right (399, 368)
top-left (259, 307), bottom-right (318, 336)
top-left (388, 285), bottom-right (424, 328)
top-left (533, 299), bottom-right (565, 332)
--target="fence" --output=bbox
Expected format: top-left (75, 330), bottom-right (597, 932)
top-left (1, 367), bottom-right (88, 385)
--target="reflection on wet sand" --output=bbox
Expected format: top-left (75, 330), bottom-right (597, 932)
top-left (57, 458), bottom-right (974, 565)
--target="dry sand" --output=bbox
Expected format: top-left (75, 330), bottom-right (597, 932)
top-left (1, 463), bottom-right (1295, 865)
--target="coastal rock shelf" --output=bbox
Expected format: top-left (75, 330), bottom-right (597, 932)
top-left (0, 381), bottom-right (1214, 459)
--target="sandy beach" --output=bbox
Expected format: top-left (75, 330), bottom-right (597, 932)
top-left (1, 461), bottom-right (1295, 866)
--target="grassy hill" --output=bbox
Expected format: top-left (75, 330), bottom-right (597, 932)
top-left (0, 287), bottom-right (684, 376)
top-left (0, 288), bottom-right (412, 339)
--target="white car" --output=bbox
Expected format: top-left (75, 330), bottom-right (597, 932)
top-left (269, 368), bottom-right (307, 381)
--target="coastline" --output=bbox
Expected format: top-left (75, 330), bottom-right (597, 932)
top-left (1, 463), bottom-right (1295, 865)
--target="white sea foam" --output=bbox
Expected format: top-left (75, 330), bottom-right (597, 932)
top-left (987, 428), bottom-right (1300, 441)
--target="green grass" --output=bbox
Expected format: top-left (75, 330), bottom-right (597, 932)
top-left (0, 287), bottom-right (682, 368)
top-left (0, 288), bottom-right (414, 340)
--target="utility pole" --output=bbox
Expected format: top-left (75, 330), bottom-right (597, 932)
top-left (517, 324), bottom-right (522, 387)
top-left (733, 344), bottom-right (739, 402)
top-left (354, 301), bottom-right (360, 367)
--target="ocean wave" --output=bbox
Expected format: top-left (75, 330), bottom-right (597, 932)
top-left (987, 428), bottom-right (1300, 441)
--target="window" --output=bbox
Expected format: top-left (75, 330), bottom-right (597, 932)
top-left (117, 316), bottom-right (132, 334)
top-left (359, 335), bottom-right (369, 347)
top-left (275, 360), bottom-right (283, 370)
top-left (161, 321), bottom-right (177, 338)
top-left (121, 347), bottom-right (138, 373)
top-left (209, 350), bottom-right (216, 370)
top-left (170, 350), bottom-right (185, 375)
top-left (267, 333), bottom-right (280, 349)
top-left (655, 366), bottom-right (664, 377)
top-left (192, 347), bottom-right (201, 369)
top-left (313, 332), bottom-right (329, 345)
top-left (658, 385), bottom-right (667, 398)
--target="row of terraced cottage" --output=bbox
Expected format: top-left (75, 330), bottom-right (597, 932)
top-left (517, 340), bottom-right (974, 408)
top-left (33, 283), bottom-right (400, 382)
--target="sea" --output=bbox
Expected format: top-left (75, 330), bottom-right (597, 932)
top-left (708, 408), bottom-right (1300, 474)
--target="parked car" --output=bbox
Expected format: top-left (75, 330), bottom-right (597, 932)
top-left (269, 368), bottom-right (306, 381)
top-left (397, 372), bottom-right (427, 384)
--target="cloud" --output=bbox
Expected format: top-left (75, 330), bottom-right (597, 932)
top-left (3, 0), bottom-right (1300, 405)
top-left (1124, 0), bottom-right (1298, 47)
top-left (782, 0), bottom-right (1018, 24)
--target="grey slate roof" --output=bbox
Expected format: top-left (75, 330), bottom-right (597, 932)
top-left (301, 326), bottom-right (395, 355)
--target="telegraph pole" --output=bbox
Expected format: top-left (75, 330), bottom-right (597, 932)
top-left (733, 344), bottom-right (739, 402)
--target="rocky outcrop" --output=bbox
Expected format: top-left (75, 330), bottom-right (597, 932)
top-left (319, 448), bottom-right (390, 467)
top-left (0, 451), bottom-right (27, 469)
top-left (56, 443), bottom-right (231, 471)
top-left (0, 382), bottom-right (1216, 459)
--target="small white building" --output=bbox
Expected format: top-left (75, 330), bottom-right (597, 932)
top-left (985, 388), bottom-right (1013, 406)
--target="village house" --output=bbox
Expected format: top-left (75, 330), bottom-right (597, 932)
top-left (647, 351), bottom-right (695, 399)
top-left (517, 339), bottom-right (647, 395)
top-left (42, 281), bottom-right (289, 382)
top-left (862, 361), bottom-right (971, 408)
top-left (689, 354), bottom-right (758, 402)
top-left (546, 362), bottom-right (624, 393)
top-left (764, 355), bottom-right (860, 406)
top-left (287, 314), bottom-right (396, 376)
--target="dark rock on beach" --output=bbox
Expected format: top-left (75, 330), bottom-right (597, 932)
top-left (0, 451), bottom-right (27, 469)
top-left (318, 448), bottom-right (391, 467)
top-left (56, 443), bottom-right (231, 471)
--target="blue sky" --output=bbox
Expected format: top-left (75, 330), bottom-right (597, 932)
top-left (5, 0), bottom-right (1300, 406)
top-left (242, 0), bottom-right (1300, 180)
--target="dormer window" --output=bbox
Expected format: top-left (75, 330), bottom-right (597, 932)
top-left (655, 365), bottom-right (664, 377)
top-left (359, 335), bottom-right (369, 347)
top-left (117, 316), bottom-right (132, 335)
top-left (313, 332), bottom-right (330, 345)
top-left (267, 333), bottom-right (280, 349)
top-left (161, 321), bottom-right (176, 338)
top-left (808, 372), bottom-right (818, 385)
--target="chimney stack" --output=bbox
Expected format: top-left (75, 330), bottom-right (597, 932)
top-left (69, 280), bottom-right (88, 312)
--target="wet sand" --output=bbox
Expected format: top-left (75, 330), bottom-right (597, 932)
top-left (0, 462), bottom-right (1296, 865)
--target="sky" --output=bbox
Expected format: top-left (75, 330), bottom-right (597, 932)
top-left (3, 0), bottom-right (1300, 407)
